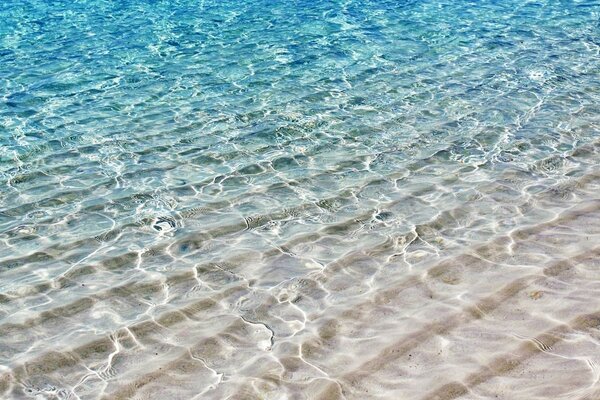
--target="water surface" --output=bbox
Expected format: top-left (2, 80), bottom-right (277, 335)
top-left (1, 0), bottom-right (600, 399)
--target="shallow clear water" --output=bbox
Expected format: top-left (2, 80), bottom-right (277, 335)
top-left (1, 0), bottom-right (600, 399)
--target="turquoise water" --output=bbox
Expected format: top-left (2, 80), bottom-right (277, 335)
top-left (1, 0), bottom-right (600, 398)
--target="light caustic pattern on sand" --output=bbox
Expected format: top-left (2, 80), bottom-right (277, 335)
top-left (1, 0), bottom-right (600, 399)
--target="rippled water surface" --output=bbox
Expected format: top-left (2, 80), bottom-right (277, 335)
top-left (1, 0), bottom-right (600, 399)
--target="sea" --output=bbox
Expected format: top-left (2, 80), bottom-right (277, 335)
top-left (1, 0), bottom-right (600, 399)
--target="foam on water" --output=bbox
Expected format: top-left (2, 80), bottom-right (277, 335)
top-left (1, 0), bottom-right (600, 399)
